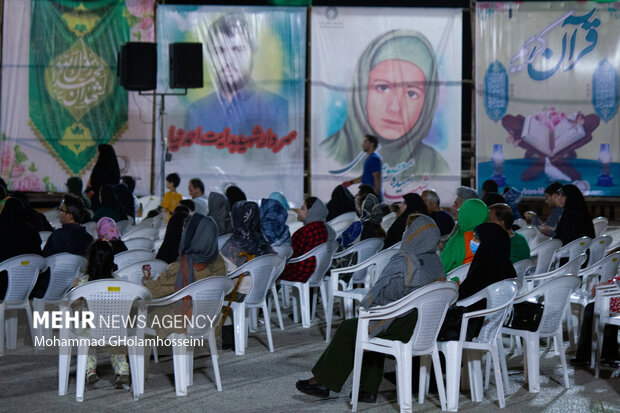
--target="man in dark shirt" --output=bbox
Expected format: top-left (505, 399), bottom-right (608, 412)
top-left (539, 181), bottom-right (563, 236)
top-left (43, 193), bottom-right (93, 257)
top-left (343, 135), bottom-right (382, 201)
top-left (422, 189), bottom-right (455, 236)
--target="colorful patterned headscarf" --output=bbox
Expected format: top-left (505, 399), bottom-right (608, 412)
top-left (96, 217), bottom-right (120, 241)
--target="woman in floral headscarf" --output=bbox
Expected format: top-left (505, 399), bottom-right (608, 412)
top-left (96, 217), bottom-right (127, 255)
top-left (321, 30), bottom-right (447, 178)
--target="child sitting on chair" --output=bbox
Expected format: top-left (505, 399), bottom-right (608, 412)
top-left (72, 239), bottom-right (130, 388)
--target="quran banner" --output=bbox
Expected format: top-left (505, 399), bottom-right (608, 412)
top-left (476, 2), bottom-right (620, 197)
top-left (158, 6), bottom-right (306, 205)
top-left (1, 0), bottom-right (154, 194)
top-left (310, 7), bottom-right (462, 205)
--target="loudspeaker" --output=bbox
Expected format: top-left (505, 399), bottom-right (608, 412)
top-left (169, 43), bottom-right (203, 89)
top-left (118, 42), bottom-right (157, 91)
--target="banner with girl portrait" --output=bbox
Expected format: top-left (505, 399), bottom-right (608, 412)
top-left (310, 7), bottom-right (462, 205)
top-left (476, 2), bottom-right (620, 196)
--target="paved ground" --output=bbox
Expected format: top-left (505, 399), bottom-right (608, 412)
top-left (1, 305), bottom-right (620, 412)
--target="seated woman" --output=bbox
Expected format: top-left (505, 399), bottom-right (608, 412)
top-left (554, 184), bottom-right (595, 246)
top-left (338, 190), bottom-right (383, 249)
top-left (269, 191), bottom-right (290, 210)
top-left (326, 184), bottom-right (356, 222)
top-left (142, 214), bottom-right (226, 339)
top-left (208, 192), bottom-right (233, 235)
top-left (440, 198), bottom-right (489, 273)
top-left (73, 240), bottom-right (129, 388)
top-left (439, 223), bottom-right (516, 341)
top-left (96, 217), bottom-right (127, 255)
top-left (0, 198), bottom-right (42, 299)
top-left (383, 193), bottom-right (428, 249)
top-left (225, 185), bottom-right (247, 210)
top-left (143, 213), bottom-right (225, 298)
top-left (91, 184), bottom-right (124, 223)
top-left (279, 197), bottom-right (334, 283)
top-left (295, 215), bottom-right (445, 401)
top-left (220, 201), bottom-right (275, 298)
top-left (260, 198), bottom-right (292, 259)
top-left (156, 205), bottom-right (191, 264)
top-left (488, 203), bottom-right (530, 264)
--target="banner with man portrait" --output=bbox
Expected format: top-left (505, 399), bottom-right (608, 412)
top-left (310, 7), bottom-right (462, 205)
top-left (157, 6), bottom-right (306, 205)
top-left (476, 2), bottom-right (620, 196)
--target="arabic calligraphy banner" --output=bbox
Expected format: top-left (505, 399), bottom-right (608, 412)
top-left (476, 2), bottom-right (620, 197)
top-left (157, 6), bottom-right (306, 205)
top-left (310, 7), bottom-right (462, 205)
top-left (1, 0), bottom-right (154, 194)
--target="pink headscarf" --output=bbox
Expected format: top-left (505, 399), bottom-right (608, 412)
top-left (97, 217), bottom-right (120, 241)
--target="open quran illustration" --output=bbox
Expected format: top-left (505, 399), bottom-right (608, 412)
top-left (520, 113), bottom-right (586, 158)
top-left (501, 108), bottom-right (600, 181)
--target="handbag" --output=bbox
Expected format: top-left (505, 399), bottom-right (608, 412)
top-left (505, 301), bottom-right (544, 332)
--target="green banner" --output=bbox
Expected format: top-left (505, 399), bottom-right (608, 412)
top-left (29, 0), bottom-right (130, 175)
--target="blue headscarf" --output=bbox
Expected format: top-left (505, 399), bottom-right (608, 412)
top-left (260, 199), bottom-right (291, 246)
top-left (269, 191), bottom-right (289, 210)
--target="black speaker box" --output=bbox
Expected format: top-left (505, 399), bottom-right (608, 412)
top-left (118, 42), bottom-right (157, 91)
top-left (169, 43), bottom-right (204, 89)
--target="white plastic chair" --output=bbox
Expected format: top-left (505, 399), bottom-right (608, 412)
top-left (501, 275), bottom-right (580, 393)
top-left (569, 252), bottom-right (620, 348)
top-left (267, 245), bottom-right (293, 330)
top-left (288, 221), bottom-right (303, 235)
top-left (530, 238), bottom-right (562, 274)
top-left (437, 279), bottom-right (518, 411)
top-left (388, 240), bottom-right (403, 250)
top-left (116, 219), bottom-right (131, 236)
top-left (138, 195), bottom-right (161, 217)
top-left (39, 231), bottom-right (52, 249)
top-left (331, 237), bottom-right (384, 317)
top-left (351, 282), bottom-right (459, 412)
top-left (228, 254), bottom-right (283, 355)
top-left (549, 236), bottom-right (592, 270)
top-left (146, 276), bottom-right (233, 396)
top-left (327, 211), bottom-right (358, 237)
top-left (593, 216), bottom-right (609, 238)
top-left (0, 254), bottom-right (48, 354)
top-left (516, 226), bottom-right (541, 249)
top-left (32, 253), bottom-right (87, 346)
top-left (381, 212), bottom-right (397, 231)
top-left (116, 259), bottom-right (168, 284)
top-left (114, 249), bottom-right (155, 271)
top-left (513, 218), bottom-right (527, 229)
top-left (286, 210), bottom-right (298, 224)
top-left (122, 227), bottom-right (159, 241)
top-left (280, 241), bottom-right (338, 328)
top-left (57, 279), bottom-right (151, 401)
top-left (124, 237), bottom-right (155, 251)
top-left (589, 235), bottom-right (613, 266)
top-left (592, 280), bottom-right (620, 377)
top-left (217, 233), bottom-right (232, 250)
top-left (446, 263), bottom-right (471, 284)
top-left (82, 222), bottom-right (97, 239)
top-left (326, 248), bottom-right (399, 342)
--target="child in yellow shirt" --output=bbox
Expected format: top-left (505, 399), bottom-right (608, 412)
top-left (161, 173), bottom-right (182, 219)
